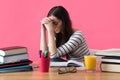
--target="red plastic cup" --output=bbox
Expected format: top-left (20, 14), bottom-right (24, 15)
top-left (40, 57), bottom-right (50, 72)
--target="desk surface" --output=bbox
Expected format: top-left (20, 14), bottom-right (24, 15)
top-left (0, 62), bottom-right (120, 80)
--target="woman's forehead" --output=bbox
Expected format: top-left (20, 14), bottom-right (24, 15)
top-left (49, 16), bottom-right (60, 21)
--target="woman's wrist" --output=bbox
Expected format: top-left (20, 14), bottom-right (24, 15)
top-left (47, 29), bottom-right (55, 35)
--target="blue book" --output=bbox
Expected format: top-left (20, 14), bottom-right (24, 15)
top-left (0, 64), bottom-right (33, 73)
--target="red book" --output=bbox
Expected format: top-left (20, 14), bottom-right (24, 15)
top-left (0, 59), bottom-right (32, 68)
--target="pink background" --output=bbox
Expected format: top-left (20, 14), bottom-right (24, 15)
top-left (0, 0), bottom-right (120, 61)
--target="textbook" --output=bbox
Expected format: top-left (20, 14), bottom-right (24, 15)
top-left (0, 59), bottom-right (32, 68)
top-left (95, 49), bottom-right (120, 57)
top-left (101, 62), bottom-right (120, 72)
top-left (50, 60), bottom-right (84, 67)
top-left (0, 46), bottom-right (27, 56)
top-left (0, 53), bottom-right (28, 64)
top-left (0, 64), bottom-right (33, 73)
top-left (101, 56), bottom-right (120, 63)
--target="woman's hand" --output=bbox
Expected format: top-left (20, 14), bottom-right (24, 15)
top-left (41, 17), bottom-right (55, 32)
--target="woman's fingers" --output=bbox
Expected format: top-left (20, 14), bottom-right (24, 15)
top-left (41, 17), bottom-right (53, 24)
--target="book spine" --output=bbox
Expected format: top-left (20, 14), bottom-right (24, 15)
top-left (101, 56), bottom-right (120, 63)
top-left (0, 53), bottom-right (28, 63)
top-left (101, 62), bottom-right (120, 64)
top-left (100, 62), bottom-right (120, 72)
top-left (0, 47), bottom-right (27, 56)
top-left (0, 64), bottom-right (29, 70)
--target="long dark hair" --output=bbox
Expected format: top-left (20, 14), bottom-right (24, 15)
top-left (47, 6), bottom-right (74, 47)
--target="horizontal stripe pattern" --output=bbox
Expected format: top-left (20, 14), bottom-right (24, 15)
top-left (51, 31), bottom-right (90, 61)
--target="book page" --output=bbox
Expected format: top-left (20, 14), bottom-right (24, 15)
top-left (50, 60), bottom-right (84, 67)
top-left (67, 60), bottom-right (84, 67)
top-left (50, 62), bottom-right (68, 67)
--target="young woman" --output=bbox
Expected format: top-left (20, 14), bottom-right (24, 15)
top-left (40, 6), bottom-right (90, 62)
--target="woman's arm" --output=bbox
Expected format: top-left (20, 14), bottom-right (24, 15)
top-left (51, 31), bottom-right (88, 58)
top-left (40, 17), bottom-right (57, 53)
top-left (40, 24), bottom-right (47, 52)
top-left (47, 27), bottom-right (57, 54)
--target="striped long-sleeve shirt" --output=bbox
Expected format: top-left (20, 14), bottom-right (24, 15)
top-left (51, 31), bottom-right (90, 61)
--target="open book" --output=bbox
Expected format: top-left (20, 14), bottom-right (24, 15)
top-left (50, 60), bottom-right (84, 68)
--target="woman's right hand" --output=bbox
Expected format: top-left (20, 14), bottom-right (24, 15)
top-left (40, 17), bottom-right (49, 30)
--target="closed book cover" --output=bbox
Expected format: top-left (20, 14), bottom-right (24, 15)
top-left (95, 49), bottom-right (120, 57)
top-left (0, 46), bottom-right (27, 56)
top-left (101, 56), bottom-right (120, 63)
top-left (0, 53), bottom-right (28, 63)
top-left (101, 62), bottom-right (120, 72)
top-left (0, 64), bottom-right (33, 73)
top-left (0, 59), bottom-right (32, 68)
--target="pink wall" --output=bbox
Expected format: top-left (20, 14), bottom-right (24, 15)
top-left (0, 0), bottom-right (120, 61)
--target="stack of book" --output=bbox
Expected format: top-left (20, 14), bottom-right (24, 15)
top-left (0, 46), bottom-right (33, 73)
top-left (95, 49), bottom-right (120, 72)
